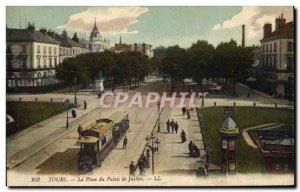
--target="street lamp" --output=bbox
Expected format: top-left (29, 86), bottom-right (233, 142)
top-left (74, 76), bottom-right (77, 107)
top-left (65, 99), bottom-right (70, 128)
top-left (145, 133), bottom-right (160, 175)
top-left (157, 101), bottom-right (161, 132)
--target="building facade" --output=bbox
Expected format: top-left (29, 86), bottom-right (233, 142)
top-left (6, 23), bottom-right (61, 91)
top-left (255, 14), bottom-right (294, 99)
top-left (114, 36), bottom-right (153, 58)
top-left (47, 29), bottom-right (83, 63)
top-left (80, 19), bottom-right (110, 53)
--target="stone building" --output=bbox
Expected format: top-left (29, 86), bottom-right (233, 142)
top-left (47, 29), bottom-right (83, 63)
top-left (255, 13), bottom-right (294, 99)
top-left (6, 22), bottom-right (60, 91)
top-left (114, 36), bottom-right (153, 58)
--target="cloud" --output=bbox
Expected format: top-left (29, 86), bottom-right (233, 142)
top-left (212, 6), bottom-right (294, 38)
top-left (57, 7), bottom-right (148, 34)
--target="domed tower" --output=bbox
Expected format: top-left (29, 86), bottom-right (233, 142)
top-left (89, 17), bottom-right (104, 52)
top-left (90, 17), bottom-right (103, 41)
top-left (219, 117), bottom-right (239, 174)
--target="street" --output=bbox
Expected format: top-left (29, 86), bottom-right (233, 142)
top-left (6, 76), bottom-right (294, 186)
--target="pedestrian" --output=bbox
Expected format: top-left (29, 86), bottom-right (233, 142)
top-left (175, 121), bottom-right (179, 134)
top-left (182, 107), bottom-right (186, 116)
top-left (171, 119), bottom-right (175, 133)
top-left (129, 161), bottom-right (135, 176)
top-left (186, 109), bottom-right (190, 119)
top-left (138, 159), bottom-right (144, 175)
top-left (77, 124), bottom-right (83, 140)
top-left (98, 92), bottom-right (102, 98)
top-left (166, 119), bottom-right (170, 133)
top-left (123, 135), bottom-right (128, 149)
top-left (84, 100), bottom-right (87, 110)
top-left (193, 144), bottom-right (200, 157)
top-left (180, 130), bottom-right (186, 143)
top-left (188, 141), bottom-right (194, 157)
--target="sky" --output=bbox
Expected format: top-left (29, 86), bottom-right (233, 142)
top-left (6, 6), bottom-right (294, 48)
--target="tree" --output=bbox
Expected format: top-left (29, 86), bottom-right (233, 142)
top-left (161, 45), bottom-right (187, 92)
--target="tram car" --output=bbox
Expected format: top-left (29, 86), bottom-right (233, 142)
top-left (77, 111), bottom-right (129, 173)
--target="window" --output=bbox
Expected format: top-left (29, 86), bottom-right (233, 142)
top-left (283, 164), bottom-right (289, 171)
top-left (288, 42), bottom-right (294, 52)
top-left (20, 45), bottom-right (27, 54)
top-left (37, 46), bottom-right (40, 54)
top-left (270, 44), bottom-right (272, 52)
top-left (49, 47), bottom-right (52, 54)
top-left (37, 56), bottom-right (41, 68)
top-left (273, 57), bottom-right (277, 69)
top-left (20, 58), bottom-right (27, 69)
top-left (43, 46), bottom-right (46, 54)
top-left (49, 57), bottom-right (52, 67)
top-left (287, 57), bottom-right (294, 71)
top-left (274, 42), bottom-right (277, 52)
top-left (43, 57), bottom-right (47, 67)
top-left (54, 58), bottom-right (57, 67)
top-left (266, 44), bottom-right (269, 53)
top-left (54, 47), bottom-right (57, 54)
top-left (275, 164), bottom-right (280, 171)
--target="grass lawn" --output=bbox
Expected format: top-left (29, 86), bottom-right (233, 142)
top-left (6, 101), bottom-right (69, 135)
top-left (198, 106), bottom-right (294, 173)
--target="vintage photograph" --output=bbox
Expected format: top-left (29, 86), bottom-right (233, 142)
top-left (6, 6), bottom-right (295, 187)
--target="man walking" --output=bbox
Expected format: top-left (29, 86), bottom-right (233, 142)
top-left (129, 161), bottom-right (135, 176)
top-left (123, 135), bottom-right (128, 149)
top-left (77, 124), bottom-right (83, 140)
top-left (171, 119), bottom-right (175, 133)
top-left (186, 109), bottom-right (190, 119)
top-left (84, 100), bottom-right (87, 110)
top-left (166, 119), bottom-right (170, 133)
top-left (188, 141), bottom-right (194, 157)
top-left (175, 121), bottom-right (179, 134)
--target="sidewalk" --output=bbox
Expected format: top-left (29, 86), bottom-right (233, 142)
top-left (7, 95), bottom-right (100, 169)
top-left (152, 108), bottom-right (205, 176)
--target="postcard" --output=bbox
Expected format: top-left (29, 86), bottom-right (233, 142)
top-left (6, 6), bottom-right (295, 187)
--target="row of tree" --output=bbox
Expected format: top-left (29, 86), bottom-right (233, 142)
top-left (155, 39), bottom-right (254, 95)
top-left (56, 51), bottom-right (155, 89)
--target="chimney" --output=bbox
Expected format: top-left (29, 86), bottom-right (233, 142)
top-left (275, 13), bottom-right (286, 31)
top-left (142, 43), bottom-right (146, 53)
top-left (242, 25), bottom-right (245, 48)
top-left (263, 23), bottom-right (272, 38)
top-left (47, 30), bottom-right (56, 39)
top-left (62, 29), bottom-right (67, 39)
top-left (40, 28), bottom-right (47, 36)
top-left (72, 33), bottom-right (79, 43)
top-left (27, 22), bottom-right (35, 34)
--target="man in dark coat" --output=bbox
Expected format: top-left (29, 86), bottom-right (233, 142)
top-left (180, 130), bottom-right (186, 143)
top-left (188, 141), bottom-right (194, 157)
top-left (170, 119), bottom-right (175, 133)
top-left (129, 161), bottom-right (135, 176)
top-left (138, 159), bottom-right (145, 175)
top-left (77, 124), bottom-right (83, 140)
top-left (166, 119), bottom-right (170, 133)
top-left (123, 136), bottom-right (128, 149)
top-left (84, 100), bottom-right (87, 109)
top-left (186, 109), bottom-right (190, 119)
top-left (174, 122), bottom-right (179, 134)
top-left (182, 107), bottom-right (186, 116)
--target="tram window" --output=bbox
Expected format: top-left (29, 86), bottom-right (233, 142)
top-left (102, 136), bottom-right (107, 146)
top-left (84, 143), bottom-right (94, 152)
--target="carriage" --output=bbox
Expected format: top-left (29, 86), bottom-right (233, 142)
top-left (77, 111), bottom-right (129, 173)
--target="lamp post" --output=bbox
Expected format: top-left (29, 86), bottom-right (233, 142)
top-left (157, 101), bottom-right (161, 132)
top-left (65, 99), bottom-right (70, 128)
top-left (74, 76), bottom-right (77, 107)
top-left (145, 133), bottom-right (159, 175)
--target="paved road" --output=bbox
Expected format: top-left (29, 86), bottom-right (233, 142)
top-left (6, 77), bottom-right (294, 186)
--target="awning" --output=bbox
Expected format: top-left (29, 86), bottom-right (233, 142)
top-left (246, 77), bottom-right (257, 82)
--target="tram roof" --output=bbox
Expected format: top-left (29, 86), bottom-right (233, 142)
top-left (77, 136), bottom-right (99, 143)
